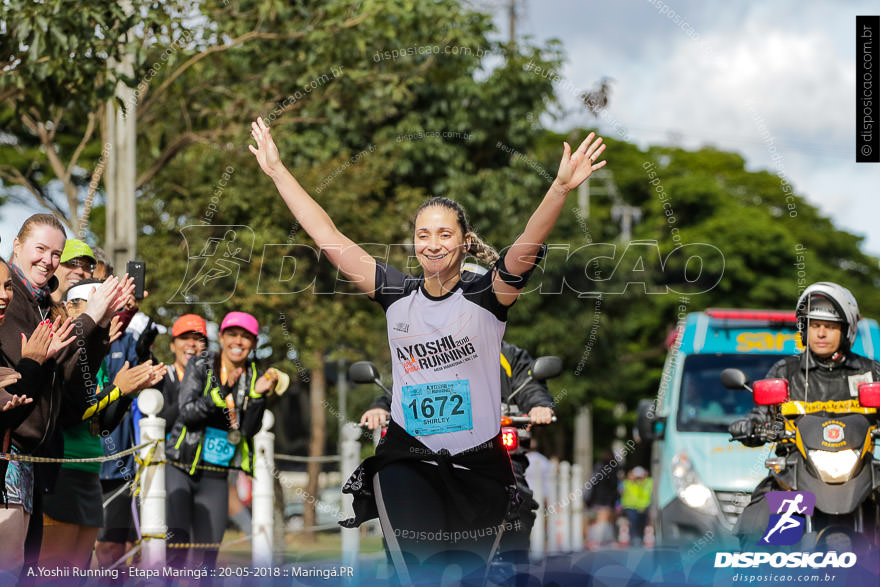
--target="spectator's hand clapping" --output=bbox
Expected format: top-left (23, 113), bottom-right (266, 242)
top-left (20, 320), bottom-right (53, 365)
top-left (0, 366), bottom-right (22, 390)
top-left (113, 361), bottom-right (154, 396)
top-left (47, 317), bottom-right (75, 360)
top-left (1, 394), bottom-right (32, 412)
top-left (84, 275), bottom-right (136, 327)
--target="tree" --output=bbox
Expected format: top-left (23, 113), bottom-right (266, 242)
top-left (0, 1), bottom-right (183, 234)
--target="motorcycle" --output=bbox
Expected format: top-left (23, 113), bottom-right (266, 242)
top-left (722, 367), bottom-right (880, 549)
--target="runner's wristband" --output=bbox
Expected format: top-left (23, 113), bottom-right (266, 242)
top-left (495, 244), bottom-right (547, 289)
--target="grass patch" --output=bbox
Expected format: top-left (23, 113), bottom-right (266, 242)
top-left (217, 530), bottom-right (385, 565)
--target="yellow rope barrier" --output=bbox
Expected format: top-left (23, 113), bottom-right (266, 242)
top-left (0, 440), bottom-right (158, 463)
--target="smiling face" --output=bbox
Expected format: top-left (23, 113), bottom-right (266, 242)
top-left (12, 224), bottom-right (65, 288)
top-left (413, 206), bottom-right (469, 280)
top-left (57, 257), bottom-right (95, 291)
top-left (220, 326), bottom-right (256, 366)
top-left (0, 263), bottom-right (13, 327)
top-left (807, 319), bottom-right (843, 358)
top-left (170, 332), bottom-right (207, 370)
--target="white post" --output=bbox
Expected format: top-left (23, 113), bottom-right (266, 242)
top-left (340, 422), bottom-right (361, 571)
top-left (252, 410), bottom-right (275, 566)
top-left (570, 464), bottom-right (584, 552)
top-left (546, 460), bottom-right (560, 555)
top-left (137, 389), bottom-right (166, 570)
top-left (558, 461), bottom-right (571, 552)
top-left (528, 463), bottom-right (545, 561)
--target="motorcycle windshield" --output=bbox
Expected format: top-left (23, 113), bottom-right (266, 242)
top-left (677, 353), bottom-right (787, 433)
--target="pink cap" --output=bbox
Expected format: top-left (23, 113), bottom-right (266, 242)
top-left (220, 311), bottom-right (259, 337)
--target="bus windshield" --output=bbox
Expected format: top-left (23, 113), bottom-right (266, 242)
top-left (677, 353), bottom-right (788, 433)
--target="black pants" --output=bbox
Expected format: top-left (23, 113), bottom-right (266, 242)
top-left (374, 461), bottom-right (508, 585)
top-left (165, 465), bottom-right (229, 569)
top-left (498, 456), bottom-right (535, 565)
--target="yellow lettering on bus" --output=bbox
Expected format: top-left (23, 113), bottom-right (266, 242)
top-left (736, 332), bottom-right (773, 352)
top-left (736, 332), bottom-right (804, 352)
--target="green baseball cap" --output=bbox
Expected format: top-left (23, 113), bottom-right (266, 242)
top-left (60, 239), bottom-right (96, 264)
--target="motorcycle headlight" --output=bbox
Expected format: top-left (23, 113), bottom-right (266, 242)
top-left (807, 449), bottom-right (860, 483)
top-left (671, 452), bottom-right (719, 516)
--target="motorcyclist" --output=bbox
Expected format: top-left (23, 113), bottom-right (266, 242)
top-left (360, 339), bottom-right (555, 564)
top-left (729, 282), bottom-right (880, 543)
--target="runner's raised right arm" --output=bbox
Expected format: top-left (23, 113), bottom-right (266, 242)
top-left (249, 117), bottom-right (377, 296)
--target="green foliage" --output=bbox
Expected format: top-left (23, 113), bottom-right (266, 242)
top-left (510, 138), bottom-right (880, 458)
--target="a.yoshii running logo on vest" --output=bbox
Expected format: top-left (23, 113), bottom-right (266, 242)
top-left (395, 334), bottom-right (477, 372)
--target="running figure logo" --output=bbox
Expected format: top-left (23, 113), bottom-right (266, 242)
top-left (169, 225), bottom-right (255, 304)
top-left (761, 491), bottom-right (816, 546)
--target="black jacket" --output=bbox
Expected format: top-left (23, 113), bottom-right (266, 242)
top-left (755, 350), bottom-right (880, 415)
top-left (340, 420), bottom-right (517, 528)
top-left (0, 276), bottom-right (108, 454)
top-left (158, 365), bottom-right (184, 435)
top-left (165, 352), bottom-right (267, 475)
top-left (498, 342), bottom-right (553, 413)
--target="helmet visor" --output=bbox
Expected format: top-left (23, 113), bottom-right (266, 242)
top-left (804, 296), bottom-right (843, 323)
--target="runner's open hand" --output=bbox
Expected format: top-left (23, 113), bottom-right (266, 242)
top-left (249, 117), bottom-right (283, 178)
top-left (554, 133), bottom-right (606, 191)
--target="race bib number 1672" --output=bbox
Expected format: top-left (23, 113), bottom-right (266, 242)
top-left (401, 379), bottom-right (473, 436)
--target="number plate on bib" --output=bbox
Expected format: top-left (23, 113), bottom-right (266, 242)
top-left (401, 379), bottom-right (473, 436)
top-left (204, 426), bottom-right (236, 466)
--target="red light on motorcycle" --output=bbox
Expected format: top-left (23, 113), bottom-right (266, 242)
top-left (380, 427), bottom-right (388, 438)
top-left (500, 416), bottom-right (513, 427)
top-left (501, 427), bottom-right (518, 451)
top-left (858, 382), bottom-right (880, 407)
top-left (753, 378), bottom-right (789, 405)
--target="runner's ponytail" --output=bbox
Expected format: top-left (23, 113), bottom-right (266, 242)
top-left (466, 232), bottom-right (499, 265)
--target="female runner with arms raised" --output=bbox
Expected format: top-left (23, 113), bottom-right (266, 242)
top-left (249, 117), bottom-right (605, 583)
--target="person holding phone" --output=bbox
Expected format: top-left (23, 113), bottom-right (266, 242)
top-left (0, 214), bottom-right (133, 571)
top-left (39, 280), bottom-right (166, 571)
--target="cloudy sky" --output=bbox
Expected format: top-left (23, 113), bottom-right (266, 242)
top-left (487, 0), bottom-right (879, 254)
top-left (3, 0), bottom-right (878, 258)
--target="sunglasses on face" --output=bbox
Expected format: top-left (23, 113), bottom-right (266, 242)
top-left (64, 259), bottom-right (96, 272)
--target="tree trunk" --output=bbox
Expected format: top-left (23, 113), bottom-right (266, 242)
top-left (104, 0), bottom-right (138, 270)
top-left (303, 350), bottom-right (326, 537)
